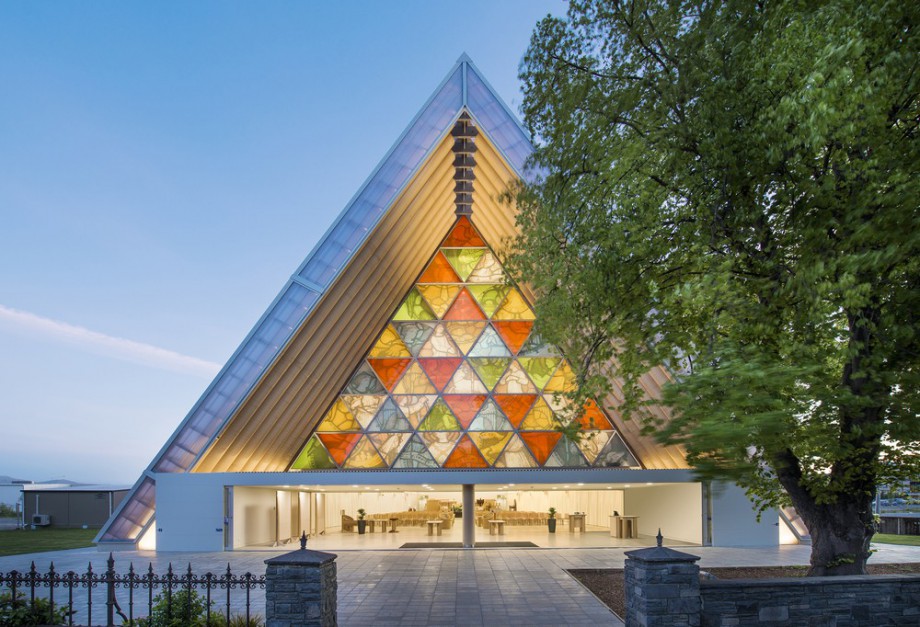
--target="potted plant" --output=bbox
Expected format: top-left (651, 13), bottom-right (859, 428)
top-left (453, 505), bottom-right (462, 519)
top-left (357, 509), bottom-right (367, 534)
top-left (547, 507), bottom-right (557, 533)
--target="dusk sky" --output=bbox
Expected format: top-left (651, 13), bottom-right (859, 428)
top-left (0, 2), bottom-right (562, 484)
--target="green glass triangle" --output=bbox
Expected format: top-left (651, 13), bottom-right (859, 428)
top-left (544, 437), bottom-right (589, 467)
top-left (468, 399), bottom-right (514, 431)
top-left (468, 357), bottom-right (511, 391)
top-left (442, 248), bottom-right (487, 281)
top-left (519, 332), bottom-right (561, 357)
top-left (291, 435), bottom-right (337, 469)
top-left (518, 357), bottom-right (562, 390)
top-left (392, 434), bottom-right (440, 468)
top-left (344, 362), bottom-right (387, 394)
top-left (393, 287), bottom-right (437, 321)
top-left (467, 285), bottom-right (510, 318)
top-left (392, 321), bottom-right (437, 356)
top-left (418, 400), bottom-right (461, 431)
top-left (366, 398), bottom-right (413, 432)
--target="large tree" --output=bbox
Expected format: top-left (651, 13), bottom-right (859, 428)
top-left (511, 0), bottom-right (919, 575)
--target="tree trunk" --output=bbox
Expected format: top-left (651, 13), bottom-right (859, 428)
top-left (802, 501), bottom-right (875, 576)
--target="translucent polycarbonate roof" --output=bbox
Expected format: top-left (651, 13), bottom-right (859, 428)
top-left (97, 56), bottom-right (536, 544)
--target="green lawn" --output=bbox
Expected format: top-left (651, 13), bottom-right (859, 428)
top-left (873, 533), bottom-right (920, 547)
top-left (0, 527), bottom-right (98, 557)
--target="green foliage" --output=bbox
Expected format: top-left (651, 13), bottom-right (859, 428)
top-left (513, 0), bottom-right (919, 573)
top-left (0, 503), bottom-right (17, 518)
top-left (127, 588), bottom-right (263, 627)
top-left (357, 508), bottom-right (366, 520)
top-left (0, 589), bottom-right (73, 626)
top-left (548, 507), bottom-right (557, 518)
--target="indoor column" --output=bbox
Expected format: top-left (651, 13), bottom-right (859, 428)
top-left (462, 484), bottom-right (475, 548)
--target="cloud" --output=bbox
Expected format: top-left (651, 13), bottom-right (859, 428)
top-left (0, 304), bottom-right (222, 378)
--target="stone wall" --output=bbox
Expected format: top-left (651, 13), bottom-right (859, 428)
top-left (700, 574), bottom-right (920, 626)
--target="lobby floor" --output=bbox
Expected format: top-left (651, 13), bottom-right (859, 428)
top-left (1, 542), bottom-right (918, 626)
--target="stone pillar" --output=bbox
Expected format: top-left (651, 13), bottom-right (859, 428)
top-left (624, 532), bottom-right (701, 626)
top-left (462, 483), bottom-right (475, 548)
top-left (265, 533), bottom-right (337, 627)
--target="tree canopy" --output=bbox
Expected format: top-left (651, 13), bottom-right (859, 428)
top-left (511, 0), bottom-right (920, 574)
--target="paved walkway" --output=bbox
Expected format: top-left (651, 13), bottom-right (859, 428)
top-left (1, 543), bottom-right (918, 626)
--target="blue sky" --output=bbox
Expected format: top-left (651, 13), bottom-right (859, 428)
top-left (0, 1), bottom-right (563, 484)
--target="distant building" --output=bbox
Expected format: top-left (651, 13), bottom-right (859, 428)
top-left (0, 475), bottom-right (32, 512)
top-left (22, 484), bottom-right (129, 529)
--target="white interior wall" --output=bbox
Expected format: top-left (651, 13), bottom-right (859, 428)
top-left (232, 487), bottom-right (277, 548)
top-left (276, 491), bottom-right (292, 542)
top-left (624, 483), bottom-right (702, 543)
top-left (512, 490), bottom-right (624, 527)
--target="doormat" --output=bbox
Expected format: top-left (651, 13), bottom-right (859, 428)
top-left (399, 541), bottom-right (538, 549)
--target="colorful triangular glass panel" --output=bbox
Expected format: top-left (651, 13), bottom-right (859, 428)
top-left (468, 357), bottom-right (511, 391)
top-left (417, 284), bottom-right (462, 318)
top-left (343, 436), bottom-right (387, 469)
top-left (418, 400), bottom-right (461, 431)
top-left (544, 391), bottom-right (574, 413)
top-left (493, 360), bottom-right (537, 394)
top-left (467, 285), bottom-right (509, 318)
top-left (316, 399), bottom-right (360, 432)
top-left (393, 287), bottom-right (437, 321)
top-left (442, 216), bottom-right (485, 247)
top-left (518, 357), bottom-right (561, 390)
top-left (519, 331), bottom-right (561, 357)
top-left (444, 321), bottom-right (486, 354)
top-left (520, 397), bottom-right (556, 430)
top-left (493, 289), bottom-right (535, 321)
top-left (468, 326), bottom-right (510, 357)
top-left (421, 432), bottom-right (462, 464)
top-left (392, 321), bottom-right (436, 357)
top-left (418, 324), bottom-right (462, 358)
top-left (594, 433), bottom-right (641, 468)
top-left (392, 362), bottom-right (436, 394)
top-left (443, 288), bottom-right (486, 321)
top-left (369, 324), bottom-right (411, 358)
top-left (493, 394), bottom-right (537, 428)
top-left (291, 435), bottom-right (336, 470)
top-left (443, 434), bottom-right (489, 468)
top-left (545, 360), bottom-right (577, 393)
top-left (366, 398), bottom-right (412, 432)
top-left (520, 432), bottom-right (561, 466)
top-left (575, 431), bottom-right (612, 464)
top-left (367, 358), bottom-right (412, 391)
top-left (343, 362), bottom-right (387, 394)
top-left (493, 434), bottom-right (538, 468)
top-left (442, 248), bottom-right (486, 281)
top-left (466, 252), bottom-right (505, 283)
top-left (469, 432), bottom-right (512, 465)
top-left (418, 251), bottom-right (462, 283)
top-left (443, 361), bottom-right (488, 394)
top-left (392, 434), bottom-right (439, 468)
top-left (392, 394), bottom-right (438, 428)
top-left (418, 357), bottom-right (462, 391)
top-left (573, 399), bottom-right (614, 431)
top-left (341, 394), bottom-right (386, 429)
top-left (317, 433), bottom-right (362, 466)
top-left (442, 394), bottom-right (486, 429)
top-left (368, 432), bottom-right (411, 465)
top-left (492, 321), bottom-right (533, 354)
top-left (468, 399), bottom-right (513, 431)
top-left (545, 437), bottom-right (589, 467)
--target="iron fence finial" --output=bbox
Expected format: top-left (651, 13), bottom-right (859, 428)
top-left (300, 531), bottom-right (307, 550)
top-left (657, 528), bottom-right (663, 547)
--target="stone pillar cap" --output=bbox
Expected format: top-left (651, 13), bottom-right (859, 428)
top-left (265, 532), bottom-right (337, 566)
top-left (624, 546), bottom-right (700, 563)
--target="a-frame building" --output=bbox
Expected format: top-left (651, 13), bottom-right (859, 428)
top-left (97, 56), bottom-right (783, 551)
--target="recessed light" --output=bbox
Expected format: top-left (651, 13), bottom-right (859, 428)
top-left (563, 485), bottom-right (570, 488)
top-left (624, 485), bottom-right (631, 488)
top-left (577, 483), bottom-right (584, 486)
top-left (352, 485), bottom-right (359, 488)
top-left (606, 487), bottom-right (612, 490)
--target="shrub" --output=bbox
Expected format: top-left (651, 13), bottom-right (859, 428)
top-left (127, 588), bottom-right (262, 627)
top-left (0, 589), bottom-right (73, 626)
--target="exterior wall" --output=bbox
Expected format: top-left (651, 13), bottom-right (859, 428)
top-left (700, 575), bottom-right (920, 625)
top-left (23, 490), bottom-right (127, 528)
top-left (625, 483), bottom-right (702, 544)
top-left (155, 474), bottom-right (224, 551)
top-left (710, 482), bottom-right (778, 547)
top-left (233, 486), bottom-right (277, 548)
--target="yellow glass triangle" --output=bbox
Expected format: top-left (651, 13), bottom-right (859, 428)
top-left (369, 324), bottom-right (411, 358)
top-left (466, 251), bottom-right (505, 283)
top-left (469, 432), bottom-right (512, 465)
top-left (493, 289), bottom-right (536, 321)
top-left (343, 436), bottom-right (387, 468)
top-left (467, 285), bottom-right (510, 318)
top-left (417, 285), bottom-right (462, 318)
top-left (444, 321), bottom-right (486, 354)
top-left (442, 248), bottom-right (487, 281)
top-left (341, 395), bottom-right (386, 429)
top-left (520, 397), bottom-right (556, 430)
top-left (392, 362), bottom-right (436, 394)
top-left (544, 360), bottom-right (577, 393)
top-left (393, 287), bottom-right (437, 321)
top-left (316, 399), bottom-right (360, 432)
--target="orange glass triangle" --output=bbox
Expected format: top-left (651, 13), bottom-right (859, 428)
top-left (492, 321), bottom-right (533, 354)
top-left (493, 394), bottom-right (538, 428)
top-left (317, 433), bottom-right (362, 466)
top-left (367, 358), bottom-right (412, 391)
top-left (418, 357), bottom-right (463, 392)
top-left (443, 434), bottom-right (490, 468)
top-left (419, 252), bottom-right (462, 283)
top-left (575, 399), bottom-right (614, 430)
top-left (520, 432), bottom-right (562, 466)
top-left (443, 288), bottom-right (486, 321)
top-left (442, 216), bottom-right (486, 247)
top-left (442, 394), bottom-right (487, 429)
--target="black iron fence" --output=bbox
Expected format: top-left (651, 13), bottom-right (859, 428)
top-left (0, 553), bottom-right (265, 626)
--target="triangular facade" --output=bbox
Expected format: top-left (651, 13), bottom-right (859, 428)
top-left (291, 216), bottom-right (641, 471)
top-left (97, 55), bottom-right (687, 548)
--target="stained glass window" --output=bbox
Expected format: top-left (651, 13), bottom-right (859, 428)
top-left (290, 217), bottom-right (641, 470)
